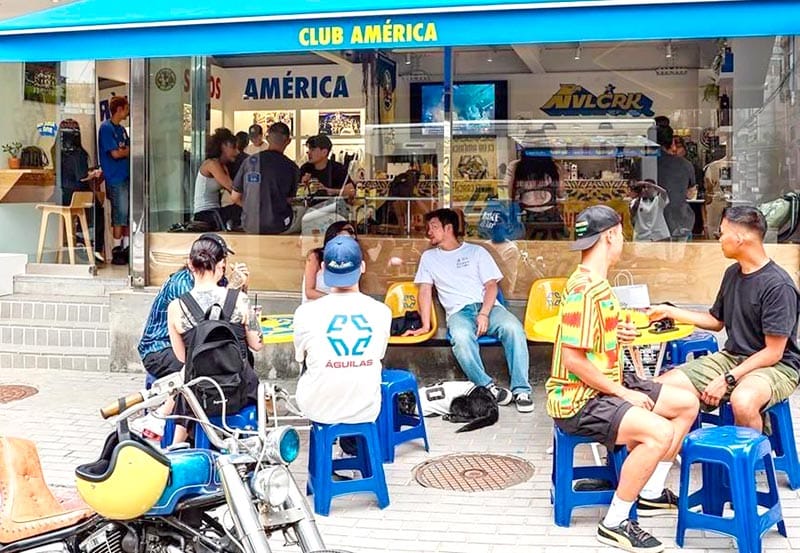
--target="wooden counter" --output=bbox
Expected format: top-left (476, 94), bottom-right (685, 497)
top-left (0, 169), bottom-right (55, 203)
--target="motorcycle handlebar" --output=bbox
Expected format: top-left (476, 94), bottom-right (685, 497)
top-left (100, 392), bottom-right (144, 419)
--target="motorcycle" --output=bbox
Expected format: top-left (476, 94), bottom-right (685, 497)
top-left (0, 373), bottom-right (352, 553)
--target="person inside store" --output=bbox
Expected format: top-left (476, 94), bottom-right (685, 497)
top-left (300, 134), bottom-right (355, 200)
top-left (192, 127), bottom-right (237, 231)
top-left (652, 205), bottom-right (800, 432)
top-left (219, 130), bottom-right (249, 231)
top-left (404, 208), bottom-right (534, 413)
top-left (293, 234), bottom-right (391, 427)
top-left (97, 94), bottom-right (130, 265)
top-left (244, 124), bottom-right (269, 155)
top-left (629, 179), bottom-right (670, 242)
top-left (134, 233), bottom-right (251, 442)
top-left (231, 122), bottom-right (303, 234)
top-left (547, 205), bottom-right (699, 553)
top-left (503, 148), bottom-right (566, 240)
top-left (656, 125), bottom-right (696, 240)
top-left (55, 118), bottom-right (105, 264)
top-left (302, 220), bottom-right (358, 302)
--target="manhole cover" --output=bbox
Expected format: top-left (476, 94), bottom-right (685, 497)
top-left (414, 453), bottom-right (534, 492)
top-left (0, 385), bottom-right (38, 404)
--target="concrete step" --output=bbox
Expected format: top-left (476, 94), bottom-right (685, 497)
top-left (0, 321), bottom-right (109, 349)
top-left (0, 344), bottom-right (111, 371)
top-left (12, 274), bottom-right (128, 297)
top-left (0, 296), bottom-right (109, 324)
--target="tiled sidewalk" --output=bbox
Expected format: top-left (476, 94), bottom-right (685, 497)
top-left (1, 368), bottom-right (798, 552)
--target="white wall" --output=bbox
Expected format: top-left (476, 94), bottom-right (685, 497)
top-left (0, 63), bottom-right (58, 163)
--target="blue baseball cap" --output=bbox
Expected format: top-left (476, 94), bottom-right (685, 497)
top-left (323, 236), bottom-right (362, 288)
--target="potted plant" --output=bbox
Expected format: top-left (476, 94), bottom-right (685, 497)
top-left (1, 141), bottom-right (22, 169)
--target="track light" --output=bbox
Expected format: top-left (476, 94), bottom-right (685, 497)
top-left (404, 53), bottom-right (412, 65)
top-left (574, 44), bottom-right (582, 61)
top-left (666, 40), bottom-right (673, 59)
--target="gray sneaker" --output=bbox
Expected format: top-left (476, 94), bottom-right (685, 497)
top-left (487, 383), bottom-right (512, 406)
top-left (514, 392), bottom-right (534, 413)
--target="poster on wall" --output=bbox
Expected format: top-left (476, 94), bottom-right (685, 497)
top-left (453, 136), bottom-right (498, 180)
top-left (250, 111), bottom-right (294, 133)
top-left (23, 62), bottom-right (66, 104)
top-left (318, 111), bottom-right (361, 135)
top-left (376, 54), bottom-right (397, 124)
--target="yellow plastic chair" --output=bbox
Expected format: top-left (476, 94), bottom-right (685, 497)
top-left (524, 277), bottom-right (568, 342)
top-left (384, 282), bottom-right (438, 345)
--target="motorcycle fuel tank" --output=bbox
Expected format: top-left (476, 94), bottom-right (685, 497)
top-left (147, 449), bottom-right (222, 515)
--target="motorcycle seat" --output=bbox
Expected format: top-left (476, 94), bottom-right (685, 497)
top-left (0, 437), bottom-right (94, 544)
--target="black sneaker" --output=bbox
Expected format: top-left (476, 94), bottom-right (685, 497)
top-left (487, 383), bottom-right (512, 406)
top-left (513, 392), bottom-right (534, 413)
top-left (638, 488), bottom-right (678, 516)
top-left (111, 246), bottom-right (127, 265)
top-left (597, 519), bottom-right (664, 552)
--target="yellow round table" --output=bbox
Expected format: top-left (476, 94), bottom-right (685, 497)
top-left (260, 314), bottom-right (294, 344)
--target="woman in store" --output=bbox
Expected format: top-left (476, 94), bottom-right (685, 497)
top-left (503, 149), bottom-right (566, 240)
top-left (302, 220), bottom-right (358, 302)
top-left (193, 127), bottom-right (238, 231)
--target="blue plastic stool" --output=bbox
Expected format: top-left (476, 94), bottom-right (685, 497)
top-left (194, 404), bottom-right (259, 450)
top-left (379, 369), bottom-right (430, 463)
top-left (446, 289), bottom-right (506, 346)
top-left (306, 421), bottom-right (390, 516)
top-left (677, 426), bottom-right (787, 553)
top-left (667, 331), bottom-right (719, 365)
top-left (145, 372), bottom-right (175, 447)
top-left (551, 426), bottom-right (633, 527)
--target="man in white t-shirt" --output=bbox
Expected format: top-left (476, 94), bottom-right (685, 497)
top-left (406, 208), bottom-right (533, 412)
top-left (294, 235), bottom-right (392, 424)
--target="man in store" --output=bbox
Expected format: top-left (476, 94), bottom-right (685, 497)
top-left (547, 205), bottom-right (699, 553)
top-left (231, 122), bottom-right (302, 234)
top-left (653, 205), bottom-right (800, 432)
top-left (656, 124), bottom-right (696, 239)
top-left (244, 124), bottom-right (269, 155)
top-left (98, 95), bottom-right (130, 265)
top-left (293, 234), bottom-right (391, 426)
top-left (300, 134), bottom-right (355, 199)
top-left (405, 208), bottom-right (534, 412)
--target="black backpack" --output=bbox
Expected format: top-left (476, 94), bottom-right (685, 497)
top-left (180, 289), bottom-right (248, 417)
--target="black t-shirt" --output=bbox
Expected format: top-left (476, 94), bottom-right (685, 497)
top-left (710, 260), bottom-right (800, 371)
top-left (232, 151), bottom-right (299, 234)
top-left (299, 159), bottom-right (349, 190)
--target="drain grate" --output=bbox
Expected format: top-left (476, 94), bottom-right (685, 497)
top-left (414, 453), bottom-right (534, 492)
top-left (0, 385), bottom-right (38, 404)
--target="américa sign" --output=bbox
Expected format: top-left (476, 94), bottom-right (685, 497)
top-left (541, 84), bottom-right (655, 117)
top-left (298, 20), bottom-right (438, 47)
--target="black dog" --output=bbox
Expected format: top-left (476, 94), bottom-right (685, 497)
top-left (443, 386), bottom-right (498, 433)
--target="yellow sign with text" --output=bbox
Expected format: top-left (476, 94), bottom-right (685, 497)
top-left (299, 20), bottom-right (438, 47)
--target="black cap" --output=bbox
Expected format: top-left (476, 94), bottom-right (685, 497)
top-left (197, 232), bottom-right (234, 255)
top-left (570, 205), bottom-right (622, 251)
top-left (248, 124), bottom-right (263, 138)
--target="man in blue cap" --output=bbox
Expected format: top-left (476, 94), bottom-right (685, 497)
top-left (293, 235), bottom-right (392, 425)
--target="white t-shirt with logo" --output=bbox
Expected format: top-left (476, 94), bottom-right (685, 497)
top-left (419, 381), bottom-right (476, 416)
top-left (294, 291), bottom-right (391, 424)
top-left (414, 242), bottom-right (504, 318)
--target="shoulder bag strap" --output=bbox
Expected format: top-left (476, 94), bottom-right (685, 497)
top-left (221, 288), bottom-right (239, 322)
top-left (179, 292), bottom-right (206, 322)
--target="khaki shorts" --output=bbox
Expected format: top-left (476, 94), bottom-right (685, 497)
top-left (678, 350), bottom-right (799, 411)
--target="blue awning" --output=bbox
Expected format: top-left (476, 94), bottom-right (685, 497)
top-left (0, 0), bottom-right (796, 61)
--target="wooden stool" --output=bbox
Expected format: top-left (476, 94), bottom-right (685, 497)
top-left (35, 191), bottom-right (95, 265)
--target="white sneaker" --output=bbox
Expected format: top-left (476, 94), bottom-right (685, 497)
top-left (487, 383), bottom-right (512, 406)
top-left (130, 413), bottom-right (165, 442)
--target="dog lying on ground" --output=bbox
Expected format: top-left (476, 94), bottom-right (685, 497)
top-left (399, 382), bottom-right (499, 433)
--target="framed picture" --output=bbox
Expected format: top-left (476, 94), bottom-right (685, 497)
top-left (251, 111), bottom-right (294, 134)
top-left (318, 111), bottom-right (361, 136)
top-left (23, 62), bottom-right (66, 104)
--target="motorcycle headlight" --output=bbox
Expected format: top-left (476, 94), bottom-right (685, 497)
top-left (264, 427), bottom-right (300, 465)
top-left (251, 466), bottom-right (290, 507)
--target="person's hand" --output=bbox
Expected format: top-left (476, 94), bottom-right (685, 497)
top-left (620, 388), bottom-right (654, 411)
top-left (700, 375), bottom-right (728, 407)
top-left (403, 326), bottom-right (430, 337)
top-left (476, 312), bottom-right (490, 337)
top-left (617, 316), bottom-right (638, 346)
top-left (646, 304), bottom-right (674, 322)
top-left (301, 173), bottom-right (311, 185)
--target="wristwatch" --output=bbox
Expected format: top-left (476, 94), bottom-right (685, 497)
top-left (724, 371), bottom-right (737, 386)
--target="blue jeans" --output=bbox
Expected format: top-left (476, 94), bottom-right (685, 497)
top-left (447, 303), bottom-right (531, 394)
top-left (107, 179), bottom-right (129, 227)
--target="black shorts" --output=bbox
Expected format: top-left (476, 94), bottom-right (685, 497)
top-left (553, 373), bottom-right (663, 451)
top-left (142, 348), bottom-right (183, 379)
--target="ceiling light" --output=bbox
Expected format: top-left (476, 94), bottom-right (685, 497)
top-left (487, 55), bottom-right (493, 63)
top-left (404, 53), bottom-right (411, 65)
top-left (666, 40), bottom-right (673, 59)
top-left (574, 45), bottom-right (582, 61)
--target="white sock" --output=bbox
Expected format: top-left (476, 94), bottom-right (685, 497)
top-left (122, 236), bottom-right (129, 248)
top-left (640, 461), bottom-right (673, 499)
top-left (113, 238), bottom-right (122, 248)
top-left (603, 494), bottom-right (635, 528)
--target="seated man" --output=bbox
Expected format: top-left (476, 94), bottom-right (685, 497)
top-left (547, 205), bottom-right (698, 553)
top-left (406, 208), bottom-right (533, 412)
top-left (653, 205), bottom-right (800, 431)
top-left (293, 235), bottom-right (392, 424)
